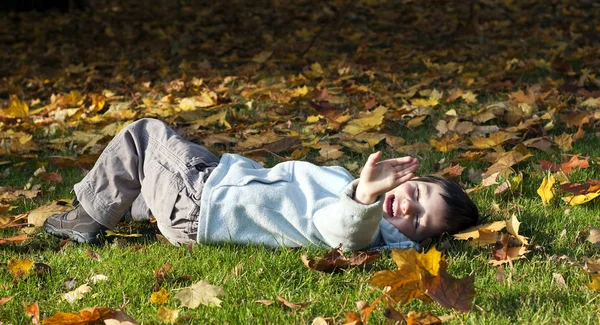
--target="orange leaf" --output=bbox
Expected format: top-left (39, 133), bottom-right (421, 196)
top-left (41, 307), bottom-right (112, 325)
top-left (0, 234), bottom-right (28, 244)
top-left (25, 301), bottom-right (40, 324)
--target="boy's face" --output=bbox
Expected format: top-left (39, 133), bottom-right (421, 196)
top-left (382, 180), bottom-right (448, 242)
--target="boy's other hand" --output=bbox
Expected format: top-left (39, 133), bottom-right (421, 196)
top-left (354, 151), bottom-right (418, 205)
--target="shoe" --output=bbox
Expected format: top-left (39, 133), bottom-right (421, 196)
top-left (43, 205), bottom-right (108, 244)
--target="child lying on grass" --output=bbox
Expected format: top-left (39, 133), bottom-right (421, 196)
top-left (43, 118), bottom-right (479, 251)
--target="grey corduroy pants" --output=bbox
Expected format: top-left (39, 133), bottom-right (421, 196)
top-left (73, 118), bottom-right (220, 245)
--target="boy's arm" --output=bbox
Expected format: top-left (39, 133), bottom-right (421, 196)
top-left (354, 151), bottom-right (418, 205)
top-left (313, 179), bottom-right (385, 251)
top-left (313, 152), bottom-right (419, 251)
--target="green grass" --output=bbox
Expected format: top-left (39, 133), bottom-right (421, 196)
top-left (2, 123), bottom-right (600, 324)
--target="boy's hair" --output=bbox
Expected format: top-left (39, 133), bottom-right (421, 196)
top-left (414, 175), bottom-right (479, 235)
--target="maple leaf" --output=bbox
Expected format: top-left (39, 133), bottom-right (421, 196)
top-left (506, 214), bottom-right (529, 246)
top-left (27, 200), bottom-right (74, 227)
top-left (62, 284), bottom-right (91, 304)
top-left (430, 134), bottom-right (460, 152)
top-left (150, 288), bottom-right (169, 304)
top-left (6, 258), bottom-right (33, 279)
top-left (422, 261), bottom-right (475, 312)
top-left (301, 246), bottom-right (381, 272)
top-left (342, 106), bottom-right (387, 135)
top-left (1, 94), bottom-right (29, 118)
top-left (25, 301), bottom-right (40, 324)
top-left (156, 306), bottom-right (179, 324)
top-left (174, 280), bottom-right (225, 308)
top-left (41, 307), bottom-right (112, 325)
top-left (537, 173), bottom-right (556, 205)
top-left (453, 221), bottom-right (506, 247)
top-left (489, 234), bottom-right (530, 266)
top-left (367, 248), bottom-right (441, 305)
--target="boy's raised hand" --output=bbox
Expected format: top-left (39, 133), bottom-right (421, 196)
top-left (354, 151), bottom-right (418, 205)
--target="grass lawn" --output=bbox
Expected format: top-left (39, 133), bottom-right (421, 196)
top-left (2, 0), bottom-right (600, 324)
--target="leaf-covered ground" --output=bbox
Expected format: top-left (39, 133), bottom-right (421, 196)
top-left (2, 0), bottom-right (600, 323)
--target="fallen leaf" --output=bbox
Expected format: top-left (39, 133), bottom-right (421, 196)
top-left (62, 284), bottom-right (92, 304)
top-left (406, 310), bottom-right (443, 325)
top-left (89, 274), bottom-right (109, 284)
top-left (41, 307), bottom-right (112, 325)
top-left (0, 296), bottom-right (14, 305)
top-left (342, 106), bottom-right (387, 135)
top-left (174, 280), bottom-right (225, 308)
top-left (150, 288), bottom-right (169, 304)
top-left (6, 258), bottom-right (33, 279)
top-left (506, 214), bottom-right (529, 246)
top-left (276, 296), bottom-right (311, 310)
top-left (588, 227), bottom-right (600, 247)
top-left (422, 261), bottom-right (475, 312)
top-left (104, 230), bottom-right (143, 238)
top-left (454, 221), bottom-right (506, 247)
top-left (27, 200), bottom-right (73, 227)
top-left (156, 306), bottom-right (179, 324)
top-left (255, 299), bottom-right (274, 306)
top-left (302, 246), bottom-right (380, 272)
top-left (25, 301), bottom-right (40, 324)
top-left (537, 174), bottom-right (556, 205)
top-left (0, 234), bottom-right (29, 244)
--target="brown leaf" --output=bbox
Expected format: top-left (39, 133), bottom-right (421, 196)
top-left (383, 305), bottom-right (405, 322)
top-left (406, 310), bottom-right (443, 325)
top-left (343, 311), bottom-right (363, 325)
top-left (276, 296), bottom-right (310, 310)
top-left (422, 261), bottom-right (475, 312)
top-left (0, 234), bottom-right (28, 244)
top-left (25, 301), bottom-right (40, 324)
top-left (39, 172), bottom-right (63, 183)
top-left (27, 200), bottom-right (73, 227)
top-left (301, 246), bottom-right (380, 272)
top-left (255, 299), bottom-right (274, 306)
top-left (587, 226), bottom-right (600, 247)
top-left (85, 249), bottom-right (101, 261)
top-left (154, 263), bottom-right (172, 292)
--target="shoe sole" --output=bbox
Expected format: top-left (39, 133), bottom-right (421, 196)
top-left (43, 220), bottom-right (104, 245)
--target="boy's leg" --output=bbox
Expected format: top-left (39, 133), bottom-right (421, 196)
top-left (44, 118), bottom-right (219, 244)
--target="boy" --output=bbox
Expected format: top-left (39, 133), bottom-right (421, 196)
top-left (44, 118), bottom-right (478, 251)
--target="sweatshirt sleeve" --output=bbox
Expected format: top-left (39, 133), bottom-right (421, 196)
top-left (313, 179), bottom-right (383, 251)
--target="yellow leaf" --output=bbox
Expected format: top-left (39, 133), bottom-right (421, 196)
top-left (306, 115), bottom-right (323, 124)
top-left (537, 174), bottom-right (556, 205)
top-left (251, 51), bottom-right (273, 63)
top-left (506, 214), bottom-right (529, 246)
top-left (563, 192), bottom-right (600, 206)
top-left (290, 85), bottom-right (309, 98)
top-left (368, 248), bottom-right (443, 305)
top-left (581, 97), bottom-right (600, 108)
top-left (6, 258), bottom-right (33, 279)
top-left (174, 280), bottom-right (224, 308)
top-left (342, 106), bottom-right (387, 135)
top-left (2, 95), bottom-right (29, 118)
top-left (454, 221), bottom-right (506, 247)
top-left (587, 274), bottom-right (600, 292)
top-left (430, 134), bottom-right (460, 152)
top-left (156, 306), bottom-right (179, 324)
top-left (27, 200), bottom-right (73, 227)
top-left (150, 288), bottom-right (169, 304)
top-left (554, 133), bottom-right (573, 151)
top-left (461, 91), bottom-right (478, 104)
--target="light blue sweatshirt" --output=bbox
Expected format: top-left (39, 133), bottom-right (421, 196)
top-left (197, 154), bottom-right (417, 251)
